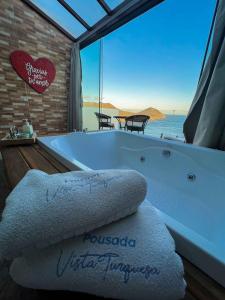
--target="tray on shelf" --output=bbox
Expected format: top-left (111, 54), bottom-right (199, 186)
top-left (0, 132), bottom-right (37, 147)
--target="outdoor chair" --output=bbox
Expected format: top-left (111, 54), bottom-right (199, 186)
top-left (125, 115), bottom-right (150, 134)
top-left (95, 112), bottom-right (114, 130)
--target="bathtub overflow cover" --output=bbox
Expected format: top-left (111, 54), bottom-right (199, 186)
top-left (187, 173), bottom-right (196, 182)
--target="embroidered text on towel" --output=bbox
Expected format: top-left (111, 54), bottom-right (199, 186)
top-left (83, 234), bottom-right (136, 248)
top-left (56, 250), bottom-right (160, 283)
top-left (46, 173), bottom-right (123, 202)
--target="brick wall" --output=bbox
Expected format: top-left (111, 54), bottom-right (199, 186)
top-left (0, 0), bottom-right (73, 138)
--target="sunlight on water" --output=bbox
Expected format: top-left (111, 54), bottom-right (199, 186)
top-left (145, 115), bottom-right (186, 139)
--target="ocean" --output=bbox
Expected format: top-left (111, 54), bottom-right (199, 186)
top-left (145, 115), bottom-right (186, 140)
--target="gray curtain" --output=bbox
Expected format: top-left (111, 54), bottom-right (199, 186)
top-left (183, 0), bottom-right (225, 150)
top-left (68, 43), bottom-right (83, 132)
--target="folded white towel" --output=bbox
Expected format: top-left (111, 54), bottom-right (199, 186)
top-left (0, 169), bottom-right (146, 260)
top-left (10, 205), bottom-right (186, 300)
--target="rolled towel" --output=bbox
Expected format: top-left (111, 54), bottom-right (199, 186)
top-left (0, 169), bottom-right (146, 260)
top-left (10, 205), bottom-right (186, 300)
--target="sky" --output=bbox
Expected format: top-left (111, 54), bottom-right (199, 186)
top-left (81, 0), bottom-right (216, 115)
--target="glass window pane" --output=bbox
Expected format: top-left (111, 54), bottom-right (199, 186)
top-left (81, 41), bottom-right (101, 131)
top-left (31, 0), bottom-right (86, 37)
top-left (65, 0), bottom-right (106, 26)
top-left (105, 0), bottom-right (124, 10)
top-left (101, 0), bottom-right (215, 139)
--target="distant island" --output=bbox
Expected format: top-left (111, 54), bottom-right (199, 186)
top-left (83, 102), bottom-right (165, 121)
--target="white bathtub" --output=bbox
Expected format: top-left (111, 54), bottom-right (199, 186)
top-left (38, 130), bottom-right (225, 287)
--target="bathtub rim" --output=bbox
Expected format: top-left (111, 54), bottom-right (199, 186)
top-left (38, 130), bottom-right (225, 156)
top-left (37, 131), bottom-right (225, 287)
top-left (158, 208), bottom-right (225, 288)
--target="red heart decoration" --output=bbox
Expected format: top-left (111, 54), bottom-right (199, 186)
top-left (10, 50), bottom-right (56, 94)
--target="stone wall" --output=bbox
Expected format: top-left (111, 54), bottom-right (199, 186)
top-left (0, 0), bottom-right (73, 138)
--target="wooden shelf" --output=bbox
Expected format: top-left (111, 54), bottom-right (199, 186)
top-left (0, 133), bottom-right (37, 147)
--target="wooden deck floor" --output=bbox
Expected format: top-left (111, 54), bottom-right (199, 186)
top-left (0, 144), bottom-right (225, 300)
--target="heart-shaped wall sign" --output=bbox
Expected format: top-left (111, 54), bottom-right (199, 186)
top-left (10, 50), bottom-right (56, 94)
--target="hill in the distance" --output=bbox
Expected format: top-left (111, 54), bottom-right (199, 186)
top-left (138, 107), bottom-right (165, 120)
top-left (83, 102), bottom-right (117, 109)
top-left (83, 101), bottom-right (165, 121)
top-left (119, 107), bottom-right (165, 120)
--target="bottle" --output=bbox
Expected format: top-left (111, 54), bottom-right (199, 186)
top-left (22, 119), bottom-right (32, 138)
top-left (29, 121), bottom-right (34, 137)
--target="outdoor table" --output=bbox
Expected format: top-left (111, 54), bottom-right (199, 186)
top-left (113, 116), bottom-right (128, 129)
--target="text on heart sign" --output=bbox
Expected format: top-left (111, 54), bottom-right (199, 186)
top-left (25, 62), bottom-right (49, 87)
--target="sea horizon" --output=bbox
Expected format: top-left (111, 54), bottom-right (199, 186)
top-left (145, 114), bottom-right (186, 140)
top-left (163, 113), bottom-right (187, 117)
top-left (83, 101), bottom-right (186, 139)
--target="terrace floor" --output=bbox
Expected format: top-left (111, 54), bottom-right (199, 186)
top-left (0, 145), bottom-right (225, 300)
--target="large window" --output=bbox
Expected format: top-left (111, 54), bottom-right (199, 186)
top-left (81, 0), bottom-right (216, 138)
